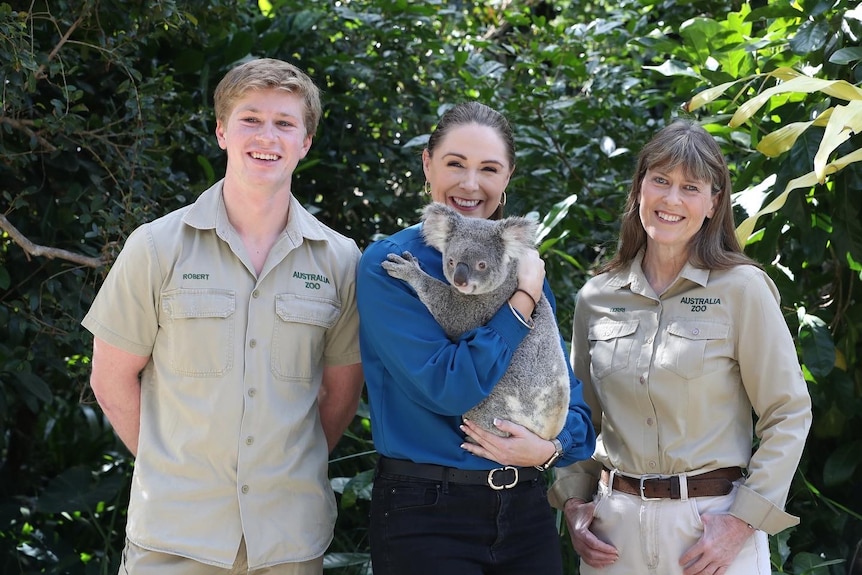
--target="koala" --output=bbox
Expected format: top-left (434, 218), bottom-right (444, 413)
top-left (382, 203), bottom-right (570, 440)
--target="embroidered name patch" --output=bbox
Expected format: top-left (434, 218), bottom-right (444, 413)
top-left (680, 296), bottom-right (720, 312)
top-left (294, 271), bottom-right (331, 290)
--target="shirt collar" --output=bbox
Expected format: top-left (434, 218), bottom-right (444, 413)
top-left (606, 249), bottom-right (711, 294)
top-left (181, 179), bottom-right (331, 245)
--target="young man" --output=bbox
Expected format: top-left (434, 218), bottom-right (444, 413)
top-left (83, 58), bottom-right (364, 575)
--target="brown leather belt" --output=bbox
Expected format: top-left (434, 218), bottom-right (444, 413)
top-left (601, 467), bottom-right (743, 500)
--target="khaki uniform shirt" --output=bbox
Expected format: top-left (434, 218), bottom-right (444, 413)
top-left (82, 181), bottom-right (361, 568)
top-left (548, 252), bottom-right (811, 535)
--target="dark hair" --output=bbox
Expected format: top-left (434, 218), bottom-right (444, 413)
top-left (599, 119), bottom-right (757, 274)
top-left (426, 102), bottom-right (515, 220)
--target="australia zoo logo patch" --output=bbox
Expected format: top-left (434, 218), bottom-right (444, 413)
top-left (293, 271), bottom-right (331, 290)
top-left (680, 296), bottom-right (721, 312)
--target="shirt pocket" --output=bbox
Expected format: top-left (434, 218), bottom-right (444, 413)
top-left (271, 293), bottom-right (341, 382)
top-left (588, 319), bottom-right (639, 379)
top-left (160, 289), bottom-right (236, 377)
top-left (658, 319), bottom-right (730, 379)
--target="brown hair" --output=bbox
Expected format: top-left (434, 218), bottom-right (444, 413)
top-left (213, 58), bottom-right (322, 138)
top-left (599, 119), bottom-right (757, 274)
top-left (426, 102), bottom-right (515, 220)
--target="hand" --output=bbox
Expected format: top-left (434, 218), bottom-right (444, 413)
top-left (516, 248), bottom-right (545, 303)
top-left (679, 513), bottom-right (754, 575)
top-left (564, 497), bottom-right (619, 568)
top-left (460, 417), bottom-right (551, 468)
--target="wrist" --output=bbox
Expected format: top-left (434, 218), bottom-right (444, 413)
top-left (535, 437), bottom-right (563, 471)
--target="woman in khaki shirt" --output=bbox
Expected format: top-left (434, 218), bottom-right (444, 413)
top-left (549, 120), bottom-right (812, 575)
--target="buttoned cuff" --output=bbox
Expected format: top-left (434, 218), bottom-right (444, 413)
top-left (548, 470), bottom-right (599, 510)
top-left (729, 484), bottom-right (800, 535)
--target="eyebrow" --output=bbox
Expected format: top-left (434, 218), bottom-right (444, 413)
top-left (650, 168), bottom-right (708, 185)
top-left (238, 106), bottom-right (300, 120)
top-left (442, 152), bottom-right (506, 167)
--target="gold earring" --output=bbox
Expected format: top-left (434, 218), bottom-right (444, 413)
top-left (500, 191), bottom-right (507, 206)
top-left (424, 181), bottom-right (431, 196)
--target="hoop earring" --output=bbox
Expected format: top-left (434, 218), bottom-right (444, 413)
top-left (500, 191), bottom-right (507, 207)
top-left (423, 181), bottom-right (431, 196)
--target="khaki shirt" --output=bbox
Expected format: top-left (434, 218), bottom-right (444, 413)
top-left (82, 181), bottom-right (361, 568)
top-left (549, 252), bottom-right (811, 535)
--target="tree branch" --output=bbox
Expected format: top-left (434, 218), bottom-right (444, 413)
top-left (0, 213), bottom-right (105, 268)
top-left (0, 116), bottom-right (58, 152)
top-left (34, 12), bottom-right (87, 80)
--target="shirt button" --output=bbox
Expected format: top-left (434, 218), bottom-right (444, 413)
top-left (246, 436), bottom-right (254, 445)
top-left (248, 388), bottom-right (257, 397)
top-left (648, 461), bottom-right (657, 469)
top-left (249, 339), bottom-right (257, 348)
top-left (241, 485), bottom-right (249, 494)
top-left (646, 336), bottom-right (653, 344)
top-left (252, 289), bottom-right (260, 298)
top-left (639, 375), bottom-right (646, 385)
top-left (646, 418), bottom-right (654, 426)
top-left (692, 328), bottom-right (700, 335)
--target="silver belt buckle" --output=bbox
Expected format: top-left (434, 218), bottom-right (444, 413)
top-left (487, 466), bottom-right (518, 490)
top-left (639, 474), bottom-right (663, 501)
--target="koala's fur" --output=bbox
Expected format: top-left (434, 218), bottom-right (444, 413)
top-left (382, 203), bottom-right (570, 440)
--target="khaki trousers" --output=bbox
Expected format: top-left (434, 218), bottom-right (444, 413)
top-left (119, 537), bottom-right (324, 575)
top-left (580, 479), bottom-right (770, 575)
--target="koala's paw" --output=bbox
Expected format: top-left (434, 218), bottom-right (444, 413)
top-left (382, 251), bottom-right (421, 282)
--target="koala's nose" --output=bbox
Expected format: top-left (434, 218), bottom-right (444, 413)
top-left (453, 262), bottom-right (471, 287)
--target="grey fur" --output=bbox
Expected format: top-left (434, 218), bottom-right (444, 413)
top-left (382, 203), bottom-right (570, 440)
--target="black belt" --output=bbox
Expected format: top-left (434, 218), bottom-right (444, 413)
top-left (377, 456), bottom-right (541, 490)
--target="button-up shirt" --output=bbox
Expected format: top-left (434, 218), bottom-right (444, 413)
top-left (549, 252), bottom-right (811, 535)
top-left (82, 180), bottom-right (361, 567)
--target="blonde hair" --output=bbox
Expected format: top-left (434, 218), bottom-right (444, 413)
top-left (213, 58), bottom-right (322, 137)
top-left (600, 120), bottom-right (757, 274)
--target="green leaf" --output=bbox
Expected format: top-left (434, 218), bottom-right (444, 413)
top-left (13, 371), bottom-right (53, 405)
top-left (322, 552), bottom-right (371, 569)
top-left (788, 19), bottom-right (831, 55)
top-left (829, 46), bottom-right (862, 65)
top-left (0, 265), bottom-right (9, 290)
top-left (643, 59), bottom-right (700, 78)
top-left (823, 440), bottom-right (862, 487)
top-left (797, 312), bottom-right (835, 379)
top-left (34, 466), bottom-right (125, 514)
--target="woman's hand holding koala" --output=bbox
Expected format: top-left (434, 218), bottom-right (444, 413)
top-left (460, 417), bottom-right (556, 468)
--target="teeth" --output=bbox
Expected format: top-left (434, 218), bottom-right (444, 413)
top-left (658, 212), bottom-right (682, 222)
top-left (452, 198), bottom-right (480, 207)
top-left (251, 152), bottom-right (279, 161)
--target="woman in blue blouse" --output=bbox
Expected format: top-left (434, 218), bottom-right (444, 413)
top-left (356, 102), bottom-right (596, 575)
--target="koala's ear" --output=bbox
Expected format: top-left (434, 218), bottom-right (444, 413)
top-left (499, 216), bottom-right (539, 257)
top-left (421, 203), bottom-right (458, 251)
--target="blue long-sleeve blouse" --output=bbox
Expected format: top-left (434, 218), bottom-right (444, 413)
top-left (356, 222), bottom-right (595, 470)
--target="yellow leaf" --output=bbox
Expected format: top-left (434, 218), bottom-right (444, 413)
top-left (736, 147), bottom-right (862, 244)
top-left (686, 80), bottom-right (742, 112)
top-left (730, 74), bottom-right (862, 127)
top-left (813, 101), bottom-right (862, 181)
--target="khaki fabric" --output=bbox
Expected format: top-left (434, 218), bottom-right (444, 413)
top-left (83, 181), bottom-right (361, 568)
top-left (578, 480), bottom-right (770, 575)
top-left (119, 537), bottom-right (324, 575)
top-left (549, 251), bottom-right (811, 535)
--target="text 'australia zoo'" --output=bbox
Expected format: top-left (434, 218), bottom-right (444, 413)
top-left (294, 271), bottom-right (331, 290)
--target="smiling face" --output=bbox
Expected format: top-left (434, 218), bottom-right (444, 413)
top-left (215, 88), bottom-right (312, 193)
top-left (422, 123), bottom-right (513, 219)
top-left (638, 165), bottom-right (718, 258)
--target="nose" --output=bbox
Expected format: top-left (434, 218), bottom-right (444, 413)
top-left (459, 170), bottom-right (479, 191)
top-left (256, 122), bottom-right (277, 141)
top-left (453, 262), bottom-right (470, 287)
top-left (665, 185), bottom-right (683, 204)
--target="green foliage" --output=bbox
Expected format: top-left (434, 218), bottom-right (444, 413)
top-left (1, 0), bottom-right (859, 574)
